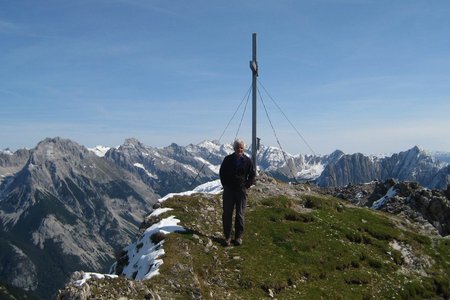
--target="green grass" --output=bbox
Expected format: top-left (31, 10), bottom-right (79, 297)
top-left (91, 188), bottom-right (450, 299)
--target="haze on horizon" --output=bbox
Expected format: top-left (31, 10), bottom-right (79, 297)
top-left (1, 1), bottom-right (450, 155)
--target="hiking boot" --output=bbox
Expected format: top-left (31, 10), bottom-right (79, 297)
top-left (223, 238), bottom-right (232, 247)
top-left (234, 238), bottom-right (242, 246)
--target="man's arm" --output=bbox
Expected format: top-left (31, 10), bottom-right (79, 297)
top-left (245, 158), bottom-right (256, 188)
top-left (219, 156), bottom-right (230, 187)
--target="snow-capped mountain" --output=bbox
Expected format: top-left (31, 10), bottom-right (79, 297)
top-left (103, 138), bottom-right (219, 197)
top-left (100, 139), bottom-right (339, 197)
top-left (185, 140), bottom-right (343, 183)
top-left (433, 151), bottom-right (450, 164)
top-left (110, 139), bottom-right (448, 189)
top-left (257, 147), bottom-right (344, 181)
top-left (87, 145), bottom-right (111, 157)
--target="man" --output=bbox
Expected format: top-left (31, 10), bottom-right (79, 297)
top-left (219, 139), bottom-right (256, 246)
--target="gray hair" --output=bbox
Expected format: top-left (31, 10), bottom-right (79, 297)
top-left (233, 139), bottom-right (245, 150)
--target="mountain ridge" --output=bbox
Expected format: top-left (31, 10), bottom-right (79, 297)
top-left (3, 138), bottom-right (449, 190)
top-left (316, 145), bottom-right (448, 189)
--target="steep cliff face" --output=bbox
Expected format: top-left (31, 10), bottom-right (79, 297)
top-left (431, 165), bottom-right (450, 189)
top-left (316, 153), bottom-right (381, 187)
top-left (0, 138), bottom-right (157, 299)
top-left (317, 146), bottom-right (447, 188)
top-left (381, 146), bottom-right (445, 187)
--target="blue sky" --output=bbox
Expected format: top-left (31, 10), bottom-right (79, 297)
top-left (1, 0), bottom-right (450, 155)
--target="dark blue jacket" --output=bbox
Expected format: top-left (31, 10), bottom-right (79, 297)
top-left (219, 154), bottom-right (256, 191)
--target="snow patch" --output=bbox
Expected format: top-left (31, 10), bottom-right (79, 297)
top-left (133, 163), bottom-right (158, 179)
top-left (150, 207), bottom-right (173, 217)
top-left (119, 215), bottom-right (185, 280)
top-left (159, 179), bottom-right (222, 203)
top-left (72, 179), bottom-right (222, 286)
top-left (0, 211), bottom-right (22, 229)
top-left (296, 163), bottom-right (324, 180)
top-left (88, 146), bottom-right (110, 157)
top-left (182, 163), bottom-right (197, 174)
top-left (371, 187), bottom-right (396, 209)
top-left (106, 179), bottom-right (222, 284)
top-left (194, 156), bottom-right (220, 174)
top-left (74, 272), bottom-right (118, 287)
top-left (196, 140), bottom-right (221, 152)
top-left (0, 149), bottom-right (14, 155)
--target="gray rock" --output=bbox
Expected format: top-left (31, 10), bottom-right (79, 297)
top-left (317, 146), bottom-right (448, 188)
top-left (324, 179), bottom-right (450, 236)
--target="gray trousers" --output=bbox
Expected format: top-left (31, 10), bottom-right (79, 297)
top-left (222, 187), bottom-right (247, 240)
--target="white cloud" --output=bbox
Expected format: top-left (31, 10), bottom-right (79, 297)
top-left (0, 19), bottom-right (19, 33)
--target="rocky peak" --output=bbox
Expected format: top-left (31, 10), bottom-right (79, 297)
top-left (164, 142), bottom-right (187, 156)
top-left (23, 138), bottom-right (102, 191)
top-left (121, 138), bottom-right (148, 151)
top-left (393, 145), bottom-right (434, 165)
top-left (31, 137), bottom-right (90, 164)
top-left (328, 149), bottom-right (345, 162)
top-left (258, 146), bottom-right (291, 169)
top-left (196, 139), bottom-right (221, 150)
top-left (109, 138), bottom-right (154, 167)
top-left (410, 145), bottom-right (422, 153)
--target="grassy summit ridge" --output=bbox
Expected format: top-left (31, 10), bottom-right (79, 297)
top-left (146, 177), bottom-right (449, 299)
top-left (59, 176), bottom-right (450, 299)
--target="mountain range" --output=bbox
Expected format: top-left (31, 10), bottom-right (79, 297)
top-left (92, 138), bottom-right (449, 189)
top-left (0, 137), bottom-right (449, 298)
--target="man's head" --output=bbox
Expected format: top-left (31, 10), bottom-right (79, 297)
top-left (233, 139), bottom-right (245, 158)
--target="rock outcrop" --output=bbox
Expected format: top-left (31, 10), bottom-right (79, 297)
top-left (324, 179), bottom-right (450, 236)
